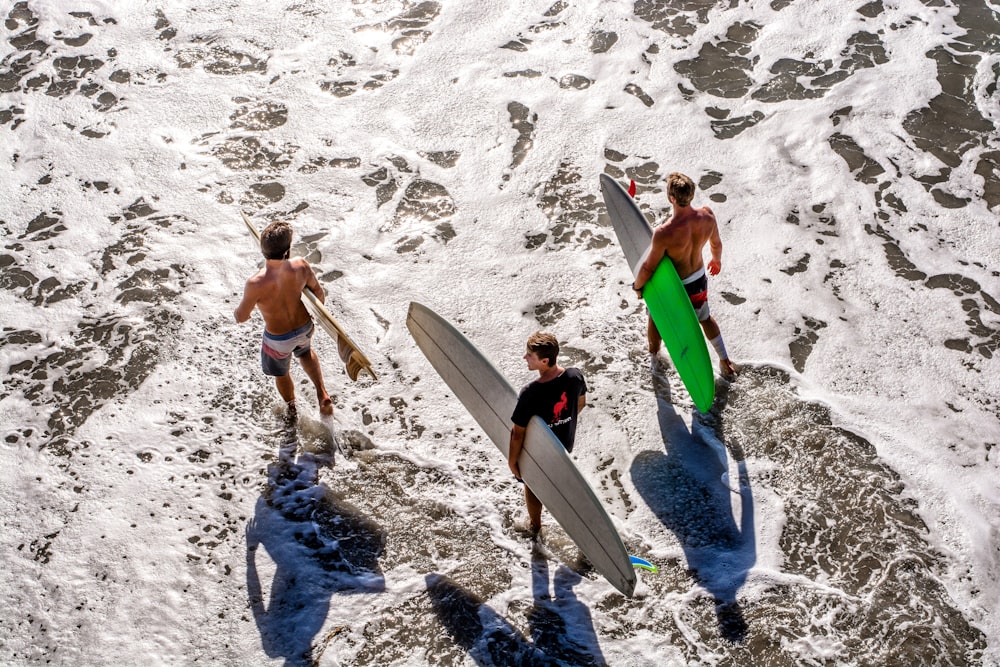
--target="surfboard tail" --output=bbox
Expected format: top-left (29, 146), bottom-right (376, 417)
top-left (338, 336), bottom-right (365, 382)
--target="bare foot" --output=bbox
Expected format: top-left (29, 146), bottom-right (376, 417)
top-left (720, 358), bottom-right (739, 380)
top-left (319, 396), bottom-right (334, 417)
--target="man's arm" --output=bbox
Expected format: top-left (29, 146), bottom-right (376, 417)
top-left (577, 395), bottom-right (586, 413)
top-left (707, 217), bottom-right (723, 276)
top-left (300, 260), bottom-right (326, 304)
top-left (508, 424), bottom-right (526, 480)
top-left (233, 281), bottom-right (258, 323)
top-left (634, 230), bottom-right (668, 294)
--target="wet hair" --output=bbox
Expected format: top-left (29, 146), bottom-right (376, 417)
top-left (527, 332), bottom-right (559, 366)
top-left (260, 221), bottom-right (292, 260)
top-left (667, 172), bottom-right (695, 207)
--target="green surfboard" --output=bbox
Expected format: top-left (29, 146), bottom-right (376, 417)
top-left (600, 174), bottom-right (715, 412)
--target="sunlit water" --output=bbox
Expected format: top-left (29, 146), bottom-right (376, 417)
top-left (1, 1), bottom-right (997, 665)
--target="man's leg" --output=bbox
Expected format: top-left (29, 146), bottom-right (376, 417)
top-left (274, 373), bottom-right (295, 406)
top-left (699, 316), bottom-right (737, 378)
top-left (298, 349), bottom-right (333, 416)
top-left (647, 314), bottom-right (662, 354)
top-left (525, 486), bottom-right (543, 534)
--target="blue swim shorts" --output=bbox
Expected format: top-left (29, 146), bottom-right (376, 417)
top-left (261, 321), bottom-right (314, 376)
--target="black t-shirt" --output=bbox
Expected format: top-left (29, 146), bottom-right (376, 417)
top-left (511, 368), bottom-right (587, 452)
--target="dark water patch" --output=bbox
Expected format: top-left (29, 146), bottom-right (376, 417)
top-left (560, 344), bottom-right (612, 376)
top-left (715, 366), bottom-right (987, 663)
top-left (828, 132), bottom-right (886, 184)
top-left (503, 69), bottom-right (542, 79)
top-left (624, 83), bottom-right (654, 107)
top-left (589, 30), bottom-right (618, 54)
top-left (0, 105), bottom-right (25, 128)
top-left (508, 101), bottom-right (537, 174)
top-left (864, 222), bottom-right (927, 282)
top-left (635, 0), bottom-right (726, 38)
top-left (244, 180), bottom-right (286, 207)
top-left (779, 250), bottom-right (810, 276)
top-left (753, 32), bottom-right (888, 103)
top-left (602, 148), bottom-right (665, 202)
top-left (699, 171), bottom-right (723, 191)
top-left (788, 316), bottom-right (827, 372)
top-left (904, 49), bottom-right (994, 171)
top-left (533, 161), bottom-right (610, 251)
top-left (557, 73), bottom-right (592, 90)
top-left (823, 258), bottom-right (848, 302)
top-left (230, 98), bottom-right (287, 131)
top-left (298, 156), bottom-right (361, 174)
top-left (362, 165), bottom-right (399, 208)
top-left (901, 0), bottom-right (999, 208)
top-left (533, 300), bottom-right (573, 327)
top-left (674, 22), bottom-right (760, 99)
top-left (210, 136), bottom-right (297, 172)
top-left (175, 44), bottom-right (267, 75)
top-left (356, 1), bottom-right (441, 56)
top-left (709, 109), bottom-right (765, 139)
top-left (786, 205), bottom-right (839, 238)
top-left (421, 150), bottom-right (460, 168)
top-left (394, 179), bottom-right (456, 228)
top-left (500, 38), bottom-right (532, 52)
top-left (320, 50), bottom-right (399, 97)
top-left (1, 3), bottom-right (47, 93)
top-left (1, 4), bottom-right (122, 117)
top-left (17, 211), bottom-right (66, 242)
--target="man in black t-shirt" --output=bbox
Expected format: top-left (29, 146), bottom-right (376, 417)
top-left (508, 332), bottom-right (588, 535)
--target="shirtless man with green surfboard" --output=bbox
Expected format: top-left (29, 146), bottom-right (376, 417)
top-left (632, 172), bottom-right (738, 379)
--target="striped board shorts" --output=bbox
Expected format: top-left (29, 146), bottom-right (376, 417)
top-left (682, 267), bottom-right (710, 321)
top-left (261, 321), bottom-right (314, 376)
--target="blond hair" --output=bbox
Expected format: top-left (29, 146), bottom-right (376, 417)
top-left (527, 332), bottom-right (559, 366)
top-left (667, 172), bottom-right (695, 207)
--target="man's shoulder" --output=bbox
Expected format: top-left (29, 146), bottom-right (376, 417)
top-left (245, 268), bottom-right (268, 287)
top-left (563, 367), bottom-right (586, 387)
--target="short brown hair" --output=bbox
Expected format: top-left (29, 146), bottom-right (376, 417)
top-left (261, 221), bottom-right (292, 260)
top-left (667, 172), bottom-right (695, 207)
top-left (527, 332), bottom-right (559, 366)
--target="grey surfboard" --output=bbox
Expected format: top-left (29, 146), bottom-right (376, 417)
top-left (406, 302), bottom-right (636, 597)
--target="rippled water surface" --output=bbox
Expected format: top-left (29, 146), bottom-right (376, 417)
top-left (1, 1), bottom-right (997, 665)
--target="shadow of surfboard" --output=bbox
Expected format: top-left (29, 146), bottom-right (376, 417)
top-left (631, 361), bottom-right (755, 642)
top-left (426, 571), bottom-right (606, 666)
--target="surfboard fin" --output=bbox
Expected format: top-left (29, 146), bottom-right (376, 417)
top-left (628, 179), bottom-right (637, 198)
top-left (629, 555), bottom-right (658, 573)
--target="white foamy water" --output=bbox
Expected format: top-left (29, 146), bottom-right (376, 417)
top-left (1, 1), bottom-right (997, 665)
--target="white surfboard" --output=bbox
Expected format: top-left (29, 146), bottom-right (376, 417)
top-left (241, 212), bottom-right (376, 381)
top-left (406, 302), bottom-right (636, 597)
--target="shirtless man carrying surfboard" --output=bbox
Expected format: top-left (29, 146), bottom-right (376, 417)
top-left (632, 172), bottom-right (738, 379)
top-left (234, 221), bottom-right (334, 416)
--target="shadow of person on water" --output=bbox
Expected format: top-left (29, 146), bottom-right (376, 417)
top-left (246, 416), bottom-right (386, 666)
top-left (425, 573), bottom-right (553, 666)
top-left (528, 547), bottom-right (608, 666)
top-left (630, 361), bottom-right (756, 642)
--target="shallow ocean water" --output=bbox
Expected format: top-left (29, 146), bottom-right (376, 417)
top-left (1, 1), bottom-right (997, 665)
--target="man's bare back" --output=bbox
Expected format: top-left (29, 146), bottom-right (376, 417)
top-left (236, 258), bottom-right (323, 335)
top-left (642, 204), bottom-right (721, 280)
